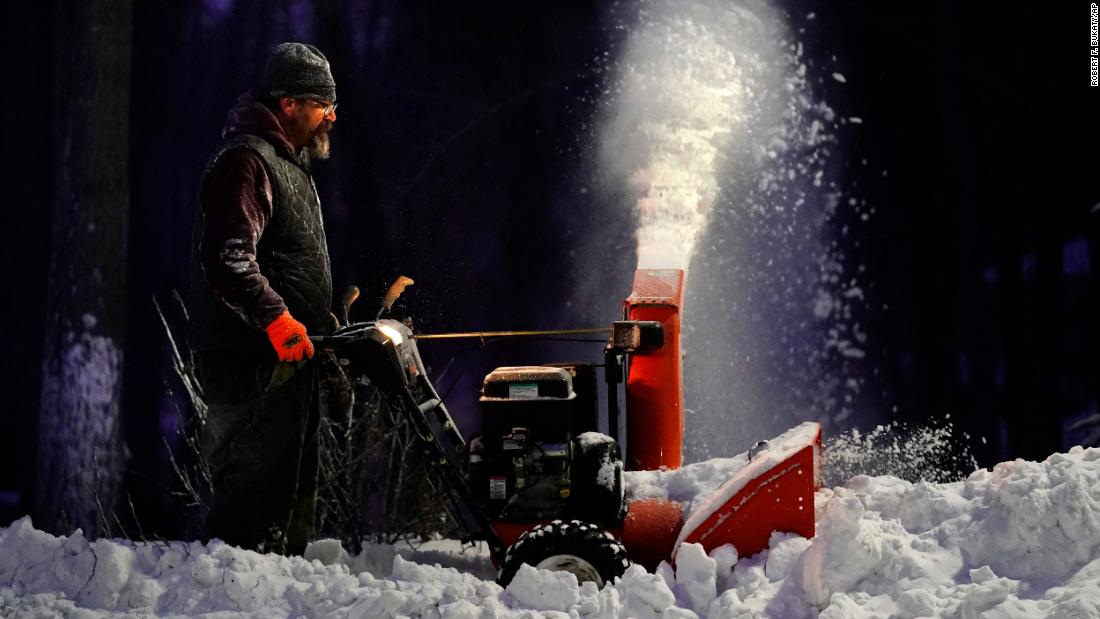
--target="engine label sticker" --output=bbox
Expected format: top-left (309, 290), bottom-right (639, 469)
top-left (489, 476), bottom-right (507, 500)
top-left (508, 383), bottom-right (539, 399)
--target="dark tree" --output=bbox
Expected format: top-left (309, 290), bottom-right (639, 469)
top-left (36, 0), bottom-right (132, 536)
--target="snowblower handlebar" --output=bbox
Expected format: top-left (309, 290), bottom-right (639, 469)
top-left (312, 321), bottom-right (665, 348)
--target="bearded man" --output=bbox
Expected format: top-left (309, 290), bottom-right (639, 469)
top-left (190, 42), bottom-right (338, 554)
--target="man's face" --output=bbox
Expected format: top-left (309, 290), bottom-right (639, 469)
top-left (282, 98), bottom-right (337, 159)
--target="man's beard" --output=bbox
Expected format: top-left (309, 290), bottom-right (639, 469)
top-left (307, 121), bottom-right (332, 160)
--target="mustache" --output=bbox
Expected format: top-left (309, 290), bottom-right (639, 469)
top-left (313, 120), bottom-right (333, 136)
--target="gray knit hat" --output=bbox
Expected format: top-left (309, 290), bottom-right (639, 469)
top-left (261, 42), bottom-right (337, 102)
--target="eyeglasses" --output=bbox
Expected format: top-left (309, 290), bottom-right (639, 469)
top-left (299, 98), bottom-right (338, 116)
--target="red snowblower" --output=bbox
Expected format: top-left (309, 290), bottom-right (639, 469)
top-left (313, 269), bottom-right (823, 586)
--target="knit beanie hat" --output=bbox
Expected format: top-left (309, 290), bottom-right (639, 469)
top-left (261, 42), bottom-right (337, 102)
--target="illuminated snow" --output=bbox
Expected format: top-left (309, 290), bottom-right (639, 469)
top-left (5, 446), bottom-right (1100, 617)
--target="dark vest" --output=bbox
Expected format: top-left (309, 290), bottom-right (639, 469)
top-left (190, 134), bottom-right (333, 355)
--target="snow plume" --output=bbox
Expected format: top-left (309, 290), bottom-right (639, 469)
top-left (598, 1), bottom-right (876, 458)
top-left (599, 1), bottom-right (750, 272)
top-left (598, 3), bottom-right (871, 455)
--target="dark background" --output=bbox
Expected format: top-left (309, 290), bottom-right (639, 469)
top-left (2, 1), bottom-right (1097, 535)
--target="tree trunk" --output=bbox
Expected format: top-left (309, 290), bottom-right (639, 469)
top-left (36, 0), bottom-right (132, 536)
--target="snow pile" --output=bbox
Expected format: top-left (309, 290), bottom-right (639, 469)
top-left (6, 447), bottom-right (1100, 617)
top-left (625, 448), bottom-right (749, 516)
top-left (782, 449), bottom-right (1100, 617)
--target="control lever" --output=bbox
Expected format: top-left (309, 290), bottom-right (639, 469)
top-left (340, 285), bottom-right (360, 326)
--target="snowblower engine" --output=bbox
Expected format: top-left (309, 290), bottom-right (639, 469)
top-left (467, 365), bottom-right (625, 528)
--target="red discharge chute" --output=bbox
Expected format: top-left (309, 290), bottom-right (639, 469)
top-left (624, 269), bottom-right (685, 471)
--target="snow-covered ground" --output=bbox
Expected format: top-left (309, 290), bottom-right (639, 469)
top-left (5, 445), bottom-right (1100, 618)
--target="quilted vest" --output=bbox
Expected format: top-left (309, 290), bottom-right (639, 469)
top-left (191, 134), bottom-right (333, 354)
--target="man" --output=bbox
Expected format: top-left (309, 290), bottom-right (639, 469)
top-left (190, 42), bottom-right (338, 554)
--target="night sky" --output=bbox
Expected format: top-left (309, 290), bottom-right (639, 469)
top-left (2, 1), bottom-right (1097, 536)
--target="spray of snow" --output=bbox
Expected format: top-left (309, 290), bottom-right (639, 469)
top-left (598, 1), bottom-right (875, 459)
top-left (823, 417), bottom-right (980, 486)
top-left (6, 446), bottom-right (1100, 616)
top-left (600, 4), bottom-right (748, 272)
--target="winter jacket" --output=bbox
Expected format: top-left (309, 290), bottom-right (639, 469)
top-left (190, 91), bottom-right (333, 355)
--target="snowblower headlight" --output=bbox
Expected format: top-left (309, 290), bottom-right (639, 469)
top-left (377, 323), bottom-right (405, 345)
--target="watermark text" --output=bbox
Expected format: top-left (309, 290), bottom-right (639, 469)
top-left (1092, 3), bottom-right (1099, 86)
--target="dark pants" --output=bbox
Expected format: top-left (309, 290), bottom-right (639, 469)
top-left (198, 351), bottom-right (320, 555)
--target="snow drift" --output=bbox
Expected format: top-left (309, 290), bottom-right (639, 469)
top-left (5, 446), bottom-right (1100, 617)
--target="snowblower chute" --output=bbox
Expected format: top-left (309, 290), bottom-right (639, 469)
top-left (314, 268), bottom-right (823, 586)
top-left (623, 269), bottom-right (685, 471)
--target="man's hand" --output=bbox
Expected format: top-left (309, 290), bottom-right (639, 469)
top-left (265, 311), bottom-right (315, 362)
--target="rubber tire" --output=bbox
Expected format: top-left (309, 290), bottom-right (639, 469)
top-left (568, 434), bottom-right (625, 527)
top-left (497, 519), bottom-right (631, 587)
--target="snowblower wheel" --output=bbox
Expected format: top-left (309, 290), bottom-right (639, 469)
top-left (568, 433), bottom-right (626, 526)
top-left (497, 520), bottom-right (630, 587)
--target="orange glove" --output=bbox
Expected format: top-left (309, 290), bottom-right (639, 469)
top-left (265, 311), bottom-right (314, 362)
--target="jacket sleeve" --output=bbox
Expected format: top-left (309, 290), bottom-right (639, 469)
top-left (197, 148), bottom-right (288, 330)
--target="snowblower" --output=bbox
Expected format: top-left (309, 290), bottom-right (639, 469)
top-left (312, 269), bottom-right (823, 586)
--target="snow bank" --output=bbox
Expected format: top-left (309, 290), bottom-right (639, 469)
top-left (5, 447), bottom-right (1100, 617)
